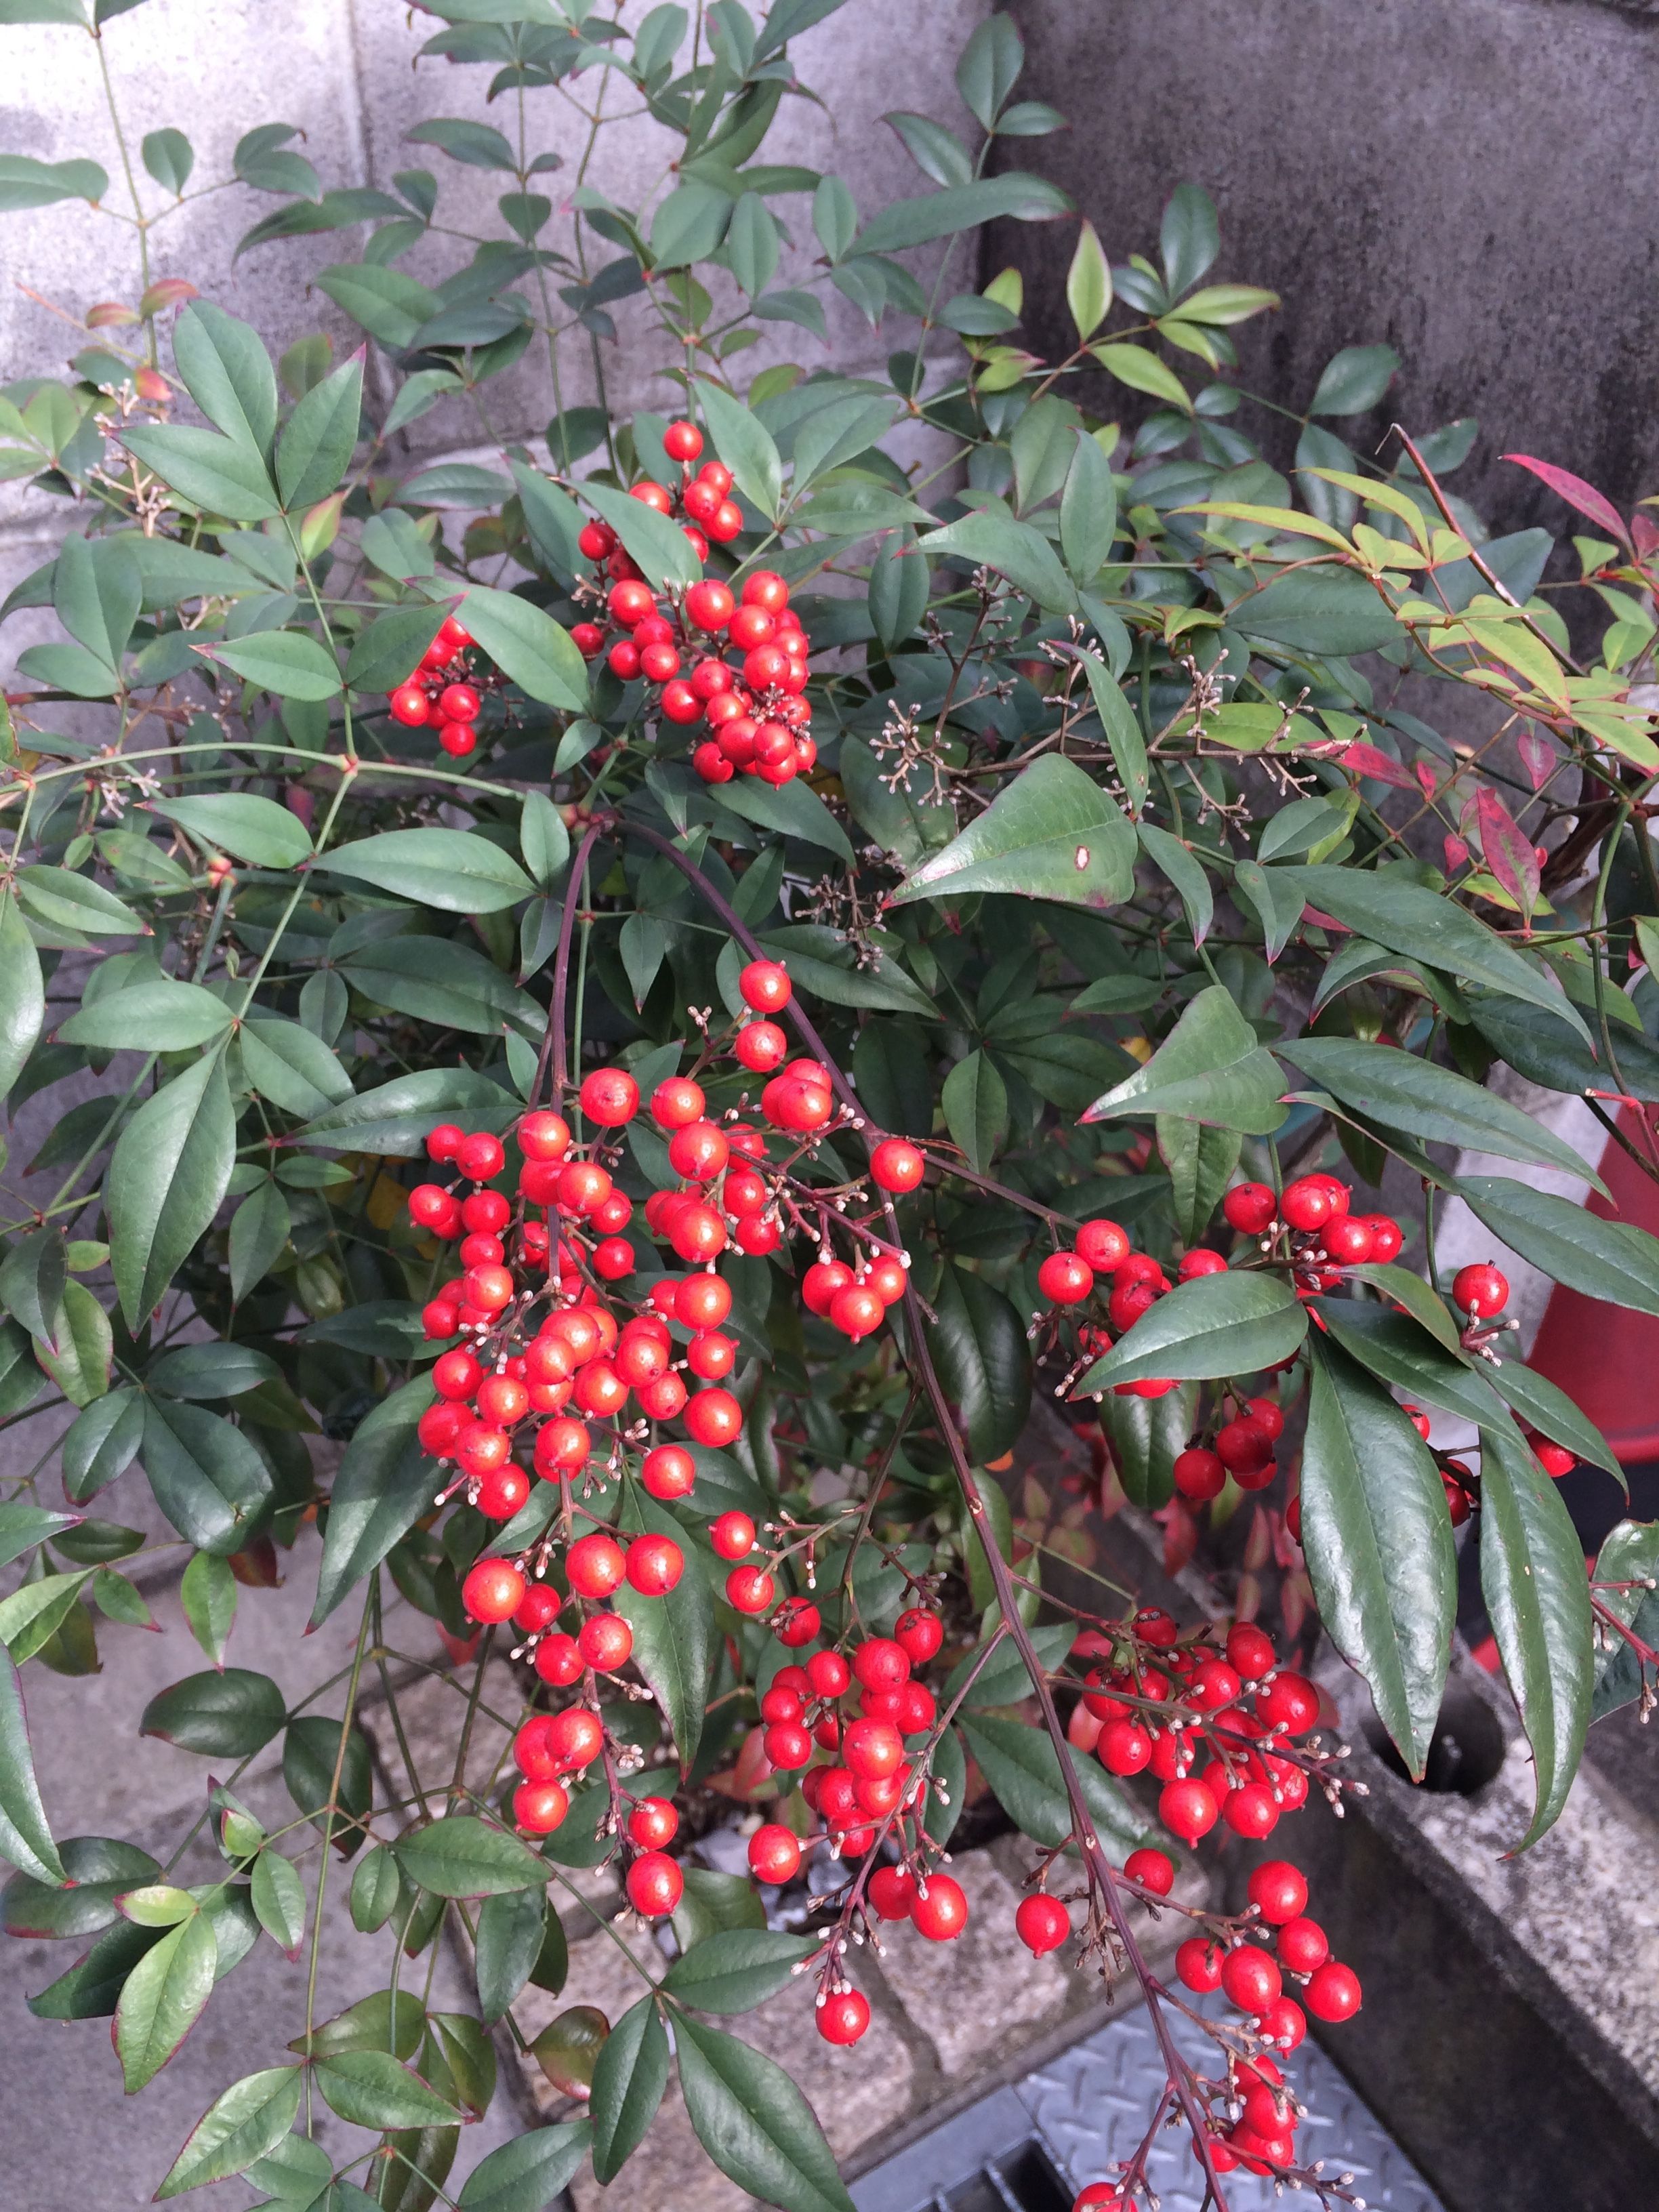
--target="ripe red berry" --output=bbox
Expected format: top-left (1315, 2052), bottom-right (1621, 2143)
top-left (1256, 1669), bottom-right (1319, 1734)
top-left (1176, 1937), bottom-right (1224, 1992)
top-left (1071, 2186), bottom-right (1126, 2211)
top-left (651, 1076), bottom-right (707, 1129)
top-left (1124, 1847), bottom-right (1174, 1896)
top-left (579, 1067), bottom-right (639, 1126)
top-left (641, 1444), bottom-right (697, 1501)
top-left (1277, 1916), bottom-right (1328, 1975)
top-left (1174, 1446), bottom-right (1225, 1501)
top-left (518, 1109), bottom-right (572, 1162)
top-left (513, 1779), bottom-right (569, 1835)
top-left (816, 1988), bottom-right (869, 2045)
top-left (576, 1614), bottom-right (633, 1673)
top-left (1222, 1782), bottom-right (1280, 1839)
top-left (1279, 1176), bottom-right (1334, 1232)
top-left (567, 1532), bottom-right (626, 1598)
top-left (1452, 1261), bottom-right (1509, 1316)
top-left (895, 1607), bottom-right (943, 1664)
top-left (1223, 1183), bottom-right (1277, 1235)
top-left (1534, 1439), bottom-right (1576, 1478)
top-left (1098, 1720), bottom-right (1152, 1776)
top-left (1358, 1212), bottom-right (1404, 1261)
top-left (626, 1851), bottom-right (683, 1918)
top-left (457, 1132), bottom-right (506, 1182)
top-left (747, 1823), bottom-right (802, 1883)
top-left (624, 1534), bottom-right (684, 1595)
top-left (910, 1873), bottom-right (968, 1940)
top-left (1076, 1217), bottom-right (1130, 1270)
top-left (1323, 1214), bottom-right (1375, 1265)
top-left (1246, 1860), bottom-right (1309, 1926)
top-left (388, 682), bottom-right (430, 726)
top-left (684, 1387), bottom-right (743, 1447)
top-left (1225, 1622), bottom-right (1275, 1679)
top-left (1215, 1416), bottom-right (1274, 1475)
top-left (739, 959), bottom-right (792, 1013)
top-left (1259, 1994), bottom-right (1307, 2050)
top-left (853, 1638), bottom-right (909, 1692)
top-left (807, 1648), bottom-right (851, 1698)
top-left (843, 1718), bottom-right (903, 1780)
top-left (1015, 1893), bottom-right (1070, 1957)
top-left (868, 1865), bottom-right (916, 1921)
top-left (726, 1564), bottom-right (775, 1614)
top-left (1221, 1943), bottom-right (1283, 2015)
top-left (461, 1557), bottom-right (525, 1623)
top-left (545, 1706), bottom-right (604, 1770)
top-left (664, 418), bottom-right (703, 462)
top-left (869, 1137), bottom-right (925, 1192)
top-left (1038, 1250), bottom-right (1094, 1305)
top-left (735, 1019), bottom-right (788, 1073)
top-left (438, 682), bottom-right (480, 724)
top-left (1304, 1960), bottom-right (1362, 2021)
top-left (677, 1273), bottom-right (733, 1330)
top-left (627, 1797), bottom-right (679, 1849)
top-left (1159, 1777), bottom-right (1219, 1844)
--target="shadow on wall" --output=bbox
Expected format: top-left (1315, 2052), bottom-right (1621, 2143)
top-left (990, 0), bottom-right (1659, 528)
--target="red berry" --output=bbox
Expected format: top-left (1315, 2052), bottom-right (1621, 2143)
top-left (624, 1534), bottom-right (684, 1596)
top-left (664, 418), bottom-right (703, 462)
top-left (895, 1607), bottom-right (943, 1664)
top-left (910, 1873), bottom-right (968, 1940)
top-left (1221, 1943), bottom-right (1282, 2014)
top-left (1071, 2189), bottom-right (1126, 2212)
top-left (1256, 1669), bottom-right (1318, 1734)
top-left (853, 1637), bottom-right (909, 1692)
top-left (1015, 1893), bottom-right (1070, 1957)
top-left (513, 1779), bottom-right (569, 1835)
top-left (808, 1648), bottom-right (851, 1698)
top-left (579, 1067), bottom-right (639, 1126)
top-left (533, 1634), bottom-right (583, 1688)
top-left (1174, 1446), bottom-right (1225, 1501)
top-left (843, 1718), bottom-right (903, 1780)
top-left (816, 1987), bottom-right (869, 2045)
top-left (764, 1721), bottom-right (812, 1769)
top-left (1176, 1937), bottom-right (1223, 1992)
top-left (677, 1273), bottom-right (733, 1329)
top-left (457, 1132), bottom-right (506, 1182)
top-left (1076, 1218), bottom-right (1130, 1270)
top-left (1280, 1176), bottom-right (1334, 1233)
top-left (1535, 1439), bottom-right (1576, 1478)
top-left (545, 1707), bottom-right (604, 1770)
top-left (869, 1137), bottom-right (925, 1192)
top-left (735, 1019), bottom-right (788, 1073)
top-left (1248, 1860), bottom-right (1308, 1924)
top-left (1159, 1777), bottom-right (1219, 1844)
top-left (1452, 1261), bottom-right (1509, 1316)
top-left (685, 1387), bottom-right (743, 1447)
top-left (1277, 1916), bottom-right (1328, 1973)
top-left (1038, 1250), bottom-right (1095, 1306)
top-left (1222, 1782), bottom-right (1279, 1839)
top-left (1304, 1961), bottom-right (1361, 2022)
top-left (388, 682), bottom-right (430, 726)
top-left (774, 1597), bottom-right (820, 1647)
top-left (726, 1564), bottom-right (775, 1614)
top-left (868, 1866), bottom-right (916, 1921)
top-left (1323, 1214), bottom-right (1374, 1265)
top-left (518, 1110), bottom-right (572, 1162)
top-left (461, 1558), bottom-right (525, 1623)
top-left (567, 1532), bottom-right (626, 1598)
top-left (747, 1823), bottom-right (802, 1883)
top-left (1226, 1622), bottom-right (1275, 1679)
top-left (651, 1076), bottom-right (707, 1129)
top-left (626, 1851), bottom-right (683, 1918)
top-left (1099, 1720), bottom-right (1151, 1776)
top-left (709, 1511), bottom-right (756, 1561)
top-left (1124, 1847), bottom-right (1174, 1896)
top-left (579, 1614), bottom-right (634, 1672)
top-left (739, 959), bottom-right (792, 1013)
top-left (1258, 1994), bottom-right (1307, 2050)
top-left (1358, 1212), bottom-right (1404, 1261)
top-left (1223, 1183), bottom-right (1277, 1235)
top-left (438, 682), bottom-right (480, 724)
top-left (1177, 1246), bottom-right (1228, 1279)
top-left (627, 1796), bottom-right (679, 1848)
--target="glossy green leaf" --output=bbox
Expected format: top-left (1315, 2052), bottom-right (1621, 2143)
top-left (201, 628), bottom-right (342, 699)
top-left (1099, 1379), bottom-right (1195, 1511)
top-left (1286, 1038), bottom-right (1601, 1187)
top-left (301, 1068), bottom-right (514, 1157)
top-left (1082, 1271), bottom-right (1305, 1390)
top-left (115, 1909), bottom-right (217, 2092)
top-left (1157, 1116), bottom-right (1240, 1244)
top-left (0, 887), bottom-right (44, 1103)
top-left (16, 863), bottom-right (145, 936)
top-left (0, 1227), bottom-right (64, 1345)
top-left (142, 1399), bottom-right (274, 1554)
top-left (141, 1668), bottom-right (287, 1757)
top-left (1345, 1261), bottom-right (1462, 1351)
top-left (342, 935), bottom-right (542, 1035)
top-left (58, 977), bottom-right (234, 1052)
top-left (1590, 1519), bottom-right (1659, 1721)
top-left (251, 1849), bottom-right (307, 1955)
top-left (589, 1994), bottom-right (670, 2184)
top-left (0, 1570), bottom-right (89, 1662)
top-left (62, 1387), bottom-right (143, 1502)
top-left (30, 1277), bottom-right (108, 1406)
top-left (108, 1049), bottom-right (235, 1329)
top-left (1, 1835), bottom-right (157, 1940)
top-left (1460, 1175), bottom-right (1659, 1317)
top-left (1479, 1418), bottom-right (1593, 1849)
top-left (520, 790), bottom-right (570, 890)
top-left (1301, 1340), bottom-right (1456, 1778)
top-left (1488, 1361), bottom-right (1622, 1482)
top-left (283, 1714), bottom-right (373, 1854)
top-left (1083, 984), bottom-right (1286, 1134)
top-left (693, 377), bottom-right (782, 520)
top-left (311, 1378), bottom-right (437, 1625)
top-left (459, 585), bottom-right (588, 712)
top-left (0, 1502), bottom-right (77, 1570)
top-left (0, 1651), bottom-right (63, 1883)
top-left (457, 2121), bottom-right (592, 2212)
top-left (0, 1320), bottom-right (43, 1422)
top-left (155, 2065), bottom-right (304, 2198)
top-left (1071, 646), bottom-right (1146, 816)
top-left (893, 755), bottom-right (1130, 909)
top-left (857, 172), bottom-right (1068, 256)
top-left (180, 1549), bottom-right (237, 1666)
top-left (716, 773), bottom-right (856, 863)
top-left (1313, 1300), bottom-right (1506, 1427)
top-left (314, 2050), bottom-right (462, 2131)
top-left (122, 424), bottom-right (281, 522)
top-left (228, 1180), bottom-right (291, 1305)
top-left (393, 1814), bottom-right (550, 1900)
top-left (615, 1488), bottom-right (716, 1772)
top-left (924, 1262), bottom-right (1030, 1464)
top-left (752, 926), bottom-right (935, 1019)
top-left (1309, 343), bottom-right (1399, 416)
top-left (674, 2009), bottom-right (855, 2212)
top-left (350, 1845), bottom-right (404, 1934)
top-left (345, 602), bottom-right (449, 694)
top-left (941, 1049), bottom-right (1007, 1174)
top-left (581, 479), bottom-right (701, 590)
top-left (322, 828), bottom-right (532, 914)
top-left (474, 1887), bottom-right (546, 2024)
top-left (276, 348), bottom-right (363, 511)
top-left (149, 792), bottom-right (314, 869)
top-left (662, 1929), bottom-right (818, 2015)
top-left (173, 302), bottom-right (278, 455)
top-left (960, 1713), bottom-right (1151, 1859)
top-left (1465, 987), bottom-right (1659, 1103)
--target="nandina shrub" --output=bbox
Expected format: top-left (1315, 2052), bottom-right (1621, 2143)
top-left (1, 4), bottom-right (1658, 2208)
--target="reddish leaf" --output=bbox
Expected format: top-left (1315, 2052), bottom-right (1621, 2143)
top-left (1517, 728), bottom-right (1555, 791)
top-left (1414, 760), bottom-right (1439, 799)
top-left (1443, 834), bottom-right (1469, 872)
top-left (1633, 513), bottom-right (1659, 559)
top-left (1333, 741), bottom-right (1418, 792)
top-left (1477, 785), bottom-right (1541, 921)
top-left (1502, 452), bottom-right (1631, 552)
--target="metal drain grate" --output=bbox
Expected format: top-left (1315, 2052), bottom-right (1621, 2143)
top-left (851, 2000), bottom-right (1448, 2212)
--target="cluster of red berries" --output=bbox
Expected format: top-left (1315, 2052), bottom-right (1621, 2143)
top-left (562, 420), bottom-right (816, 788)
top-left (383, 615), bottom-right (492, 757)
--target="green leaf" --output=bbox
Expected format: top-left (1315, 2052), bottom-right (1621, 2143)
top-left (857, 173), bottom-right (1068, 255)
top-left (155, 2066), bottom-right (304, 2198)
top-left (924, 1262), bottom-right (1030, 1464)
top-left (1083, 983), bottom-right (1286, 1134)
top-left (589, 1995), bottom-right (670, 2184)
top-left (350, 1845), bottom-right (403, 1934)
top-left (663, 1929), bottom-right (818, 2015)
top-left (1309, 343), bottom-right (1399, 416)
top-left (1466, 988), bottom-right (1659, 1103)
top-left (0, 888), bottom-right (44, 1104)
top-left (615, 1488), bottom-right (716, 1772)
top-left (0, 1501), bottom-right (77, 1570)
top-left (1488, 1361), bottom-right (1622, 1483)
top-left (62, 1387), bottom-right (143, 1502)
top-left (1460, 1174), bottom-right (1659, 1317)
top-left (674, 2009), bottom-right (855, 2212)
top-left (1289, 867), bottom-right (1592, 1045)
top-left (311, 1378), bottom-right (438, 1625)
top-left (141, 125), bottom-right (192, 195)
top-left (839, 735), bottom-right (952, 866)
top-left (945, 1622), bottom-right (1076, 1711)
top-left (1092, 340), bottom-right (1189, 413)
top-left (711, 770), bottom-right (856, 864)
top-left (474, 1888), bottom-right (546, 2025)
top-left (892, 756), bottom-right (1131, 909)
top-left (520, 790), bottom-right (570, 890)
top-left (1157, 1117), bottom-right (1240, 1244)
top-left (1284, 1038), bottom-right (1601, 1188)
top-left (122, 423), bottom-right (281, 522)
top-left (33, 1275), bottom-right (110, 1406)
top-left (142, 1399), bottom-right (273, 1555)
top-left (0, 1570), bottom-right (89, 1663)
top-left (693, 376), bottom-right (783, 520)
top-left (283, 1713), bottom-right (373, 1853)
top-left (142, 1667), bottom-right (286, 1756)
top-left (941, 1049), bottom-right (1008, 1174)
top-left (173, 302), bottom-right (278, 456)
top-left (150, 791), bottom-right (315, 869)
top-left (459, 585), bottom-right (588, 712)
top-left (14, 863), bottom-right (144, 937)
top-left (323, 827), bottom-right (532, 914)
top-left (581, 479), bottom-right (701, 591)
top-left (915, 507), bottom-right (1078, 614)
top-left (108, 1049), bottom-right (234, 1330)
top-left (251, 1850), bottom-right (307, 1955)
top-left (0, 1651), bottom-right (63, 1883)
top-left (754, 928), bottom-right (935, 1019)
top-left (240, 1015), bottom-right (352, 1114)
top-left (202, 628), bottom-right (342, 701)
top-left (393, 1814), bottom-right (551, 1900)
top-left (1100, 1380), bottom-right (1196, 1511)
top-left (457, 2123), bottom-right (593, 2212)
top-left (342, 936), bottom-right (541, 1035)
top-left (0, 1319), bottom-right (43, 1422)
top-left (115, 1910), bottom-right (217, 2092)
top-left (1479, 1418), bottom-right (1593, 1849)
top-left (180, 1549), bottom-right (237, 1666)
top-left (1591, 1519), bottom-right (1659, 1720)
top-left (1072, 655), bottom-right (1146, 826)
top-left (230, 1180), bottom-right (291, 1305)
top-left (1344, 1261), bottom-right (1462, 1351)
top-left (301, 1068), bottom-right (514, 1157)
top-left (0, 1227), bottom-right (64, 1346)
top-left (345, 601), bottom-right (447, 695)
top-left (276, 349), bottom-right (363, 511)
top-left (58, 977), bottom-right (234, 1052)
top-left (314, 2050), bottom-right (462, 2131)
top-left (1, 1835), bottom-right (157, 1940)
top-left (958, 1712), bottom-right (1149, 1858)
top-left (0, 151), bottom-right (106, 208)
top-left (1065, 219), bottom-right (1111, 341)
top-left (316, 260), bottom-right (441, 347)
top-left (1080, 1271), bottom-right (1305, 1389)
top-left (1301, 1340), bottom-right (1456, 1778)
top-left (1313, 1300), bottom-right (1507, 1429)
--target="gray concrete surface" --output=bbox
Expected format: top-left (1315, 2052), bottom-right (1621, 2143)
top-left (998, 0), bottom-right (1659, 528)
